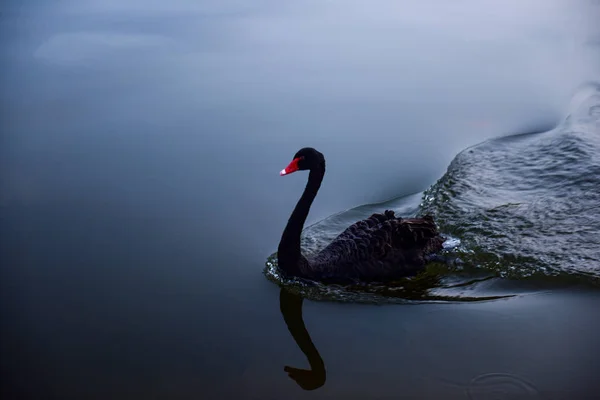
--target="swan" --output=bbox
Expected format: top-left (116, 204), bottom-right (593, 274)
top-left (277, 147), bottom-right (444, 283)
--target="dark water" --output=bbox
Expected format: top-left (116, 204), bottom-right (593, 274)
top-left (3, 1), bottom-right (600, 399)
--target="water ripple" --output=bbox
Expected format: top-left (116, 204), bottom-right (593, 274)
top-left (467, 373), bottom-right (540, 400)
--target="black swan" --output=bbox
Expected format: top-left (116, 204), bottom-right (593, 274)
top-left (277, 147), bottom-right (444, 283)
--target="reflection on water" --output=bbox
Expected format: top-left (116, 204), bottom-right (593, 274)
top-left (274, 286), bottom-right (600, 399)
top-left (279, 288), bottom-right (326, 391)
top-left (276, 286), bottom-right (558, 398)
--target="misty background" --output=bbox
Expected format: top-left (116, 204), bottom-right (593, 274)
top-left (2, 1), bottom-right (600, 398)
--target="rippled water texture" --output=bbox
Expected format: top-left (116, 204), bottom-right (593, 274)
top-left (421, 82), bottom-right (600, 280)
top-left (265, 83), bottom-right (600, 302)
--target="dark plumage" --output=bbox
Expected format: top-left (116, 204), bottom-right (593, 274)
top-left (277, 147), bottom-right (444, 284)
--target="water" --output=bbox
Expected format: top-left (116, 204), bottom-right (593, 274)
top-left (421, 83), bottom-right (600, 280)
top-left (2, 1), bottom-right (600, 399)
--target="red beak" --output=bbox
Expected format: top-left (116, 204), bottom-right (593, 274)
top-left (280, 157), bottom-right (302, 176)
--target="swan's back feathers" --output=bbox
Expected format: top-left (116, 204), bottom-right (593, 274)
top-left (307, 210), bottom-right (443, 282)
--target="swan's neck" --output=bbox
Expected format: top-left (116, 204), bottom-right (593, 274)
top-left (278, 167), bottom-right (324, 274)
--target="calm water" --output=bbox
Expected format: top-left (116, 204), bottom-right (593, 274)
top-left (2, 1), bottom-right (600, 399)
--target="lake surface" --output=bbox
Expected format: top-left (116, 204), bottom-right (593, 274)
top-left (2, 1), bottom-right (600, 399)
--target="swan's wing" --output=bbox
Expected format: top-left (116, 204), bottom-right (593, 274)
top-left (333, 210), bottom-right (397, 240)
top-left (324, 210), bottom-right (440, 254)
top-left (309, 211), bottom-right (443, 279)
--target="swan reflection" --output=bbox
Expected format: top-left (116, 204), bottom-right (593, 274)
top-left (279, 288), bottom-right (326, 390)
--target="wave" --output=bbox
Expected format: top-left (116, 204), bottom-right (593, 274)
top-left (420, 82), bottom-right (600, 278)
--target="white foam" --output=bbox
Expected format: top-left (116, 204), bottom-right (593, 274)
top-left (442, 237), bottom-right (461, 249)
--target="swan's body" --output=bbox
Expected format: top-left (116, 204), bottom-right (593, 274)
top-left (277, 147), bottom-right (444, 284)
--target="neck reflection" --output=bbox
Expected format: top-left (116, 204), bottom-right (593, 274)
top-left (279, 288), bottom-right (326, 391)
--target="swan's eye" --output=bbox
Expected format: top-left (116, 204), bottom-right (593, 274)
top-left (280, 157), bottom-right (304, 176)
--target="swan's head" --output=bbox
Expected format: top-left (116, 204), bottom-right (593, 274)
top-left (280, 147), bottom-right (325, 176)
